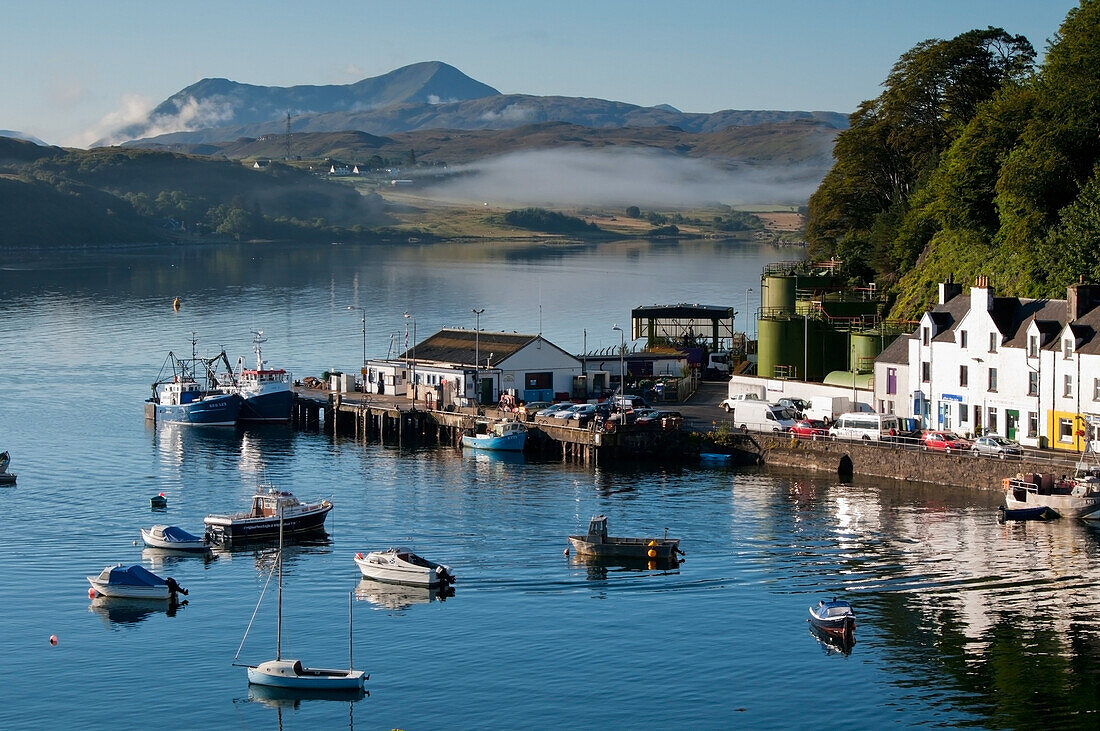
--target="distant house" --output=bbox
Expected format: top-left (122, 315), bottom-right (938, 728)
top-left (252, 160), bottom-right (270, 169)
top-left (329, 164), bottom-right (352, 176)
top-left (365, 328), bottom-right (582, 408)
top-left (390, 179), bottom-right (414, 186)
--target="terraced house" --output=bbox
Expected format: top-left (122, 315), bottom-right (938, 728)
top-left (897, 277), bottom-right (1100, 452)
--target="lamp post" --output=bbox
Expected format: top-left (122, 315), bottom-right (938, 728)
top-left (744, 287), bottom-right (754, 342)
top-left (612, 325), bottom-right (625, 398)
top-left (404, 311), bottom-right (416, 402)
top-left (345, 306), bottom-right (366, 371)
top-left (472, 308), bottom-right (484, 403)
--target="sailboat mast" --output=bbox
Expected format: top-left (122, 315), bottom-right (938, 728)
top-left (348, 591), bottom-right (354, 671)
top-left (276, 502), bottom-right (283, 660)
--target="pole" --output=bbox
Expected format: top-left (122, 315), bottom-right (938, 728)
top-left (612, 325), bottom-right (624, 397)
top-left (472, 308), bottom-right (484, 404)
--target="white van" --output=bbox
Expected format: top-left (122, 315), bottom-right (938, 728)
top-left (827, 412), bottom-right (900, 441)
top-left (727, 401), bottom-right (796, 433)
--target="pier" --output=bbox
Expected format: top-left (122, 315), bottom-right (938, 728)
top-left (290, 386), bottom-right (755, 465)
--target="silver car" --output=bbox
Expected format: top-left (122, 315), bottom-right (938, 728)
top-left (970, 435), bottom-right (1023, 459)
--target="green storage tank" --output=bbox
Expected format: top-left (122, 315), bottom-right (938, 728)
top-left (850, 331), bottom-right (885, 373)
top-left (756, 316), bottom-right (804, 378)
top-left (761, 275), bottom-right (796, 314)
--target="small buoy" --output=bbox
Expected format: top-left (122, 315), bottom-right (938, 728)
top-left (88, 587), bottom-right (96, 599)
top-left (172, 297), bottom-right (180, 311)
top-left (647, 548), bottom-right (657, 558)
top-left (563, 548), bottom-right (569, 556)
top-left (49, 635), bottom-right (58, 646)
top-left (133, 540), bottom-right (138, 546)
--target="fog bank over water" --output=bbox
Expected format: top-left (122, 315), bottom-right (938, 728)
top-left (423, 147), bottom-right (826, 208)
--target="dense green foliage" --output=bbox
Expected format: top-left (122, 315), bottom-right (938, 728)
top-left (809, 2), bottom-right (1100, 318)
top-left (502, 207), bottom-right (599, 233)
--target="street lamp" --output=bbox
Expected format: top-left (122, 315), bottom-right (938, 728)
top-left (345, 306), bottom-right (366, 371)
top-left (472, 308), bottom-right (484, 403)
top-left (612, 325), bottom-right (625, 398)
top-left (404, 311), bottom-right (416, 402)
top-left (744, 287), bottom-right (754, 341)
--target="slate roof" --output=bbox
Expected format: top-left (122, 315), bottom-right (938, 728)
top-left (875, 331), bottom-right (911, 366)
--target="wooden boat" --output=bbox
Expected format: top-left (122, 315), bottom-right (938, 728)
top-left (0, 451), bottom-right (9, 473)
top-left (998, 505), bottom-right (1060, 522)
top-left (461, 419), bottom-right (526, 452)
top-left (87, 564), bottom-right (188, 600)
top-left (567, 516), bottom-right (681, 560)
top-left (204, 486), bottom-right (332, 545)
top-left (238, 510), bottom-right (367, 691)
top-left (354, 548), bottom-right (455, 588)
top-left (141, 524), bottom-right (210, 552)
top-left (808, 599), bottom-right (856, 639)
top-left (1003, 468), bottom-right (1100, 519)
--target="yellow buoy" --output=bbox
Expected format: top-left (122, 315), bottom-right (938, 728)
top-left (172, 297), bottom-right (180, 311)
top-left (648, 548), bottom-right (657, 558)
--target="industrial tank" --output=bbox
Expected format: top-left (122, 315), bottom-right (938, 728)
top-left (761, 275), bottom-right (796, 314)
top-left (850, 330), bottom-right (886, 373)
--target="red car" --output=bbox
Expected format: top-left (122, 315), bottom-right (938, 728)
top-left (789, 419), bottom-right (828, 439)
top-left (921, 431), bottom-right (971, 453)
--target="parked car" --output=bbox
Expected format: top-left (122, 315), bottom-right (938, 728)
top-left (778, 398), bottom-right (807, 419)
top-left (970, 435), bottom-right (1023, 459)
top-left (633, 408), bottom-right (662, 424)
top-left (719, 393), bottom-right (761, 410)
top-left (789, 419), bottom-right (828, 439)
top-left (536, 402), bottom-right (574, 418)
top-left (569, 404), bottom-right (598, 423)
top-left (921, 431), bottom-right (971, 453)
top-left (612, 394), bottom-right (650, 410)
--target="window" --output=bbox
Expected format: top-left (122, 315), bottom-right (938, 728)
top-left (1064, 339), bottom-right (1074, 359)
top-left (1028, 412), bottom-right (1038, 438)
top-left (1059, 418), bottom-right (1074, 443)
top-left (989, 332), bottom-right (998, 352)
top-left (1028, 335), bottom-right (1039, 357)
top-left (959, 403), bottom-right (967, 423)
top-left (988, 368), bottom-right (998, 392)
top-left (886, 367), bottom-right (897, 395)
top-left (959, 365), bottom-right (968, 387)
top-left (886, 400), bottom-right (895, 414)
top-left (1028, 371), bottom-right (1039, 396)
top-left (1095, 378), bottom-right (1100, 401)
top-left (922, 327), bottom-right (930, 346)
top-left (960, 331), bottom-right (968, 348)
top-left (1064, 374), bottom-right (1073, 398)
top-left (921, 362), bottom-right (930, 383)
top-left (988, 408), bottom-right (998, 434)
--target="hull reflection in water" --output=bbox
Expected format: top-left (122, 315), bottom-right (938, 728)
top-left (569, 553), bottom-right (682, 581)
top-left (247, 683), bottom-right (366, 708)
top-left (808, 623), bottom-right (855, 657)
top-left (88, 596), bottom-right (188, 627)
top-left (354, 577), bottom-right (453, 610)
top-left (141, 547), bottom-right (217, 572)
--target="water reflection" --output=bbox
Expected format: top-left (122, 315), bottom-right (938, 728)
top-left (807, 624), bottom-right (855, 657)
top-left (141, 547), bottom-right (217, 572)
top-left (354, 578), bottom-right (453, 610)
top-left (569, 553), bottom-right (682, 581)
top-left (88, 596), bottom-right (188, 628)
top-left (247, 683), bottom-right (367, 708)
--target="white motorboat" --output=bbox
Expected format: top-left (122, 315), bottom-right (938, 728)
top-left (87, 564), bottom-right (188, 600)
top-left (140, 524), bottom-right (210, 552)
top-left (354, 548), bottom-right (455, 588)
top-left (238, 510), bottom-right (367, 691)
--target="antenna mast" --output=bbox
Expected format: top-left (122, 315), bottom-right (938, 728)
top-left (284, 112), bottom-right (291, 161)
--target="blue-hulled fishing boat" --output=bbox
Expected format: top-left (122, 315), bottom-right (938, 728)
top-left (146, 335), bottom-right (242, 426)
top-left (461, 419), bottom-right (526, 452)
top-left (235, 330), bottom-right (294, 423)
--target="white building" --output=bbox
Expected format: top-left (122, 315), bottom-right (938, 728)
top-left (366, 329), bottom-right (582, 409)
top-left (894, 277), bottom-right (1100, 451)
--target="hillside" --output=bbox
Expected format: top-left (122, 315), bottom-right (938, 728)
top-left (806, 2), bottom-right (1100, 319)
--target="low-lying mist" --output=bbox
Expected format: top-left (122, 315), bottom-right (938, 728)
top-left (422, 147), bottom-right (827, 208)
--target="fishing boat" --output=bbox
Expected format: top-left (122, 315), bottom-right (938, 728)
top-left (235, 330), bottom-right (294, 423)
top-left (238, 510), bottom-right (367, 691)
top-left (87, 564), bottom-right (188, 600)
top-left (461, 419), bottom-right (527, 452)
top-left (998, 505), bottom-right (1060, 522)
top-left (204, 486), bottom-right (332, 545)
top-left (146, 334), bottom-right (242, 426)
top-left (808, 598), bottom-right (856, 639)
top-left (1003, 467), bottom-right (1100, 519)
top-left (354, 548), bottom-right (455, 588)
top-left (140, 524), bottom-right (210, 552)
top-left (567, 515), bottom-right (682, 560)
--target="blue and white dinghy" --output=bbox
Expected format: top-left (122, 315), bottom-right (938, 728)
top-left (87, 564), bottom-right (188, 600)
top-left (140, 525), bottom-right (210, 552)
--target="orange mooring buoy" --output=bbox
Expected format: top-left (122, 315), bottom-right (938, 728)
top-left (173, 297), bottom-right (180, 311)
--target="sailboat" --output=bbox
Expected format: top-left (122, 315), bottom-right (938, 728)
top-left (237, 507), bottom-right (367, 690)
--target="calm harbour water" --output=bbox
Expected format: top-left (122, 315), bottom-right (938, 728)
top-left (2, 239), bottom-right (1099, 729)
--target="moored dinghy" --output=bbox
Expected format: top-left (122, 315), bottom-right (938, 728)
top-left (567, 515), bottom-right (682, 560)
top-left (808, 598), bottom-right (856, 639)
top-left (141, 524), bottom-right (210, 552)
top-left (87, 564), bottom-right (188, 600)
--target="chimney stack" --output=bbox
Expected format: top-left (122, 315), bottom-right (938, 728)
top-left (1067, 283), bottom-right (1100, 321)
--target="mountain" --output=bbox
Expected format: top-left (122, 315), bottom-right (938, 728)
top-left (0, 130), bottom-right (48, 146)
top-left (112, 62), bottom-right (846, 147)
top-left (104, 61), bottom-right (500, 145)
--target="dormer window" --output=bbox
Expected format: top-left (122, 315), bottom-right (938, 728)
top-left (1064, 339), bottom-right (1074, 359)
top-left (988, 332), bottom-right (998, 353)
top-left (959, 331), bottom-right (968, 348)
top-left (1028, 335), bottom-right (1038, 358)
top-left (922, 327), bottom-right (930, 346)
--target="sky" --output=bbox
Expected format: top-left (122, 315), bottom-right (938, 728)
top-left (2, 0), bottom-right (1074, 147)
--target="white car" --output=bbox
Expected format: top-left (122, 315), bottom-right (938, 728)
top-left (536, 402), bottom-right (573, 417)
top-left (568, 404), bottom-right (597, 420)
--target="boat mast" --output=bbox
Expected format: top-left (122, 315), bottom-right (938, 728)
top-left (276, 502), bottom-right (283, 661)
top-left (252, 329), bottom-right (267, 371)
top-left (348, 591), bottom-right (354, 671)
